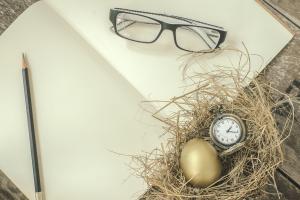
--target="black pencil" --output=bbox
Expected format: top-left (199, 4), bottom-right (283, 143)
top-left (22, 53), bottom-right (43, 200)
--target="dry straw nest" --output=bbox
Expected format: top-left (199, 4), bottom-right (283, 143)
top-left (132, 54), bottom-right (298, 200)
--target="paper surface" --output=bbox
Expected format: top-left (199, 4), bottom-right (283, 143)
top-left (45, 0), bottom-right (293, 101)
top-left (0, 2), bottom-right (163, 199)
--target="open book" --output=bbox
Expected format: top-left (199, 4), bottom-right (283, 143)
top-left (0, 0), bottom-right (293, 199)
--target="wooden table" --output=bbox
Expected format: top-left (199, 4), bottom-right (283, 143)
top-left (0, 0), bottom-right (299, 199)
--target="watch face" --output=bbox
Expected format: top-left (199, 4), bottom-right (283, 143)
top-left (210, 114), bottom-right (246, 149)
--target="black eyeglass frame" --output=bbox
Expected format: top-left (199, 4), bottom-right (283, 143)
top-left (109, 8), bottom-right (227, 53)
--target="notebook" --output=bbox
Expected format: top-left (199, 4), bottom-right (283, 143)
top-left (0, 0), bottom-right (293, 199)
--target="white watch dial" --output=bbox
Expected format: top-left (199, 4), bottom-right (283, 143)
top-left (213, 117), bottom-right (241, 145)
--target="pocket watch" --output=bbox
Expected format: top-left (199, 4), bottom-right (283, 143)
top-left (209, 113), bottom-right (246, 149)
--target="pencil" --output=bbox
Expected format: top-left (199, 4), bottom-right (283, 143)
top-left (22, 53), bottom-right (43, 200)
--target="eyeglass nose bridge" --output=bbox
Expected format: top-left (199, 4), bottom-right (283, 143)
top-left (160, 22), bottom-right (177, 32)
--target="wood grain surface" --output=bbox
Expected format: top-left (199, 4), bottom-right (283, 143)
top-left (0, 0), bottom-right (299, 199)
top-left (264, 1), bottom-right (300, 198)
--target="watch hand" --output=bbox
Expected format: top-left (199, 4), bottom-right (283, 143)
top-left (228, 130), bottom-right (238, 133)
top-left (226, 126), bottom-right (232, 133)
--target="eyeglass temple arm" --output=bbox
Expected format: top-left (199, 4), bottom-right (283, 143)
top-left (110, 20), bottom-right (137, 32)
top-left (110, 19), bottom-right (156, 32)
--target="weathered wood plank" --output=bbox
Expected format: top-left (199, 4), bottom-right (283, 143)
top-left (261, 0), bottom-right (300, 186)
top-left (0, 170), bottom-right (28, 200)
top-left (258, 1), bottom-right (300, 199)
top-left (275, 171), bottom-right (300, 200)
top-left (269, 0), bottom-right (300, 20)
top-left (0, 0), bottom-right (38, 34)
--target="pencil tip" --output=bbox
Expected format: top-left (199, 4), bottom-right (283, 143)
top-left (22, 53), bottom-right (28, 69)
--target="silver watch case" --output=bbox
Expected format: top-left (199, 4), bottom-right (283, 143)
top-left (209, 113), bottom-right (247, 149)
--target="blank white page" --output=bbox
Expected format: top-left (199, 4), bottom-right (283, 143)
top-left (45, 0), bottom-right (293, 101)
top-left (0, 2), bottom-right (163, 199)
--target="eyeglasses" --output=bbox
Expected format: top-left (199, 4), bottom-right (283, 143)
top-left (109, 8), bottom-right (227, 53)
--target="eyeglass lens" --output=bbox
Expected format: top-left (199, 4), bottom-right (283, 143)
top-left (176, 26), bottom-right (220, 52)
top-left (116, 13), bottom-right (161, 43)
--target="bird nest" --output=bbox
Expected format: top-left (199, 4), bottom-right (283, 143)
top-left (131, 64), bottom-right (297, 200)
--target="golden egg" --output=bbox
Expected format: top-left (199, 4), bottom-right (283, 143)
top-left (180, 138), bottom-right (222, 187)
